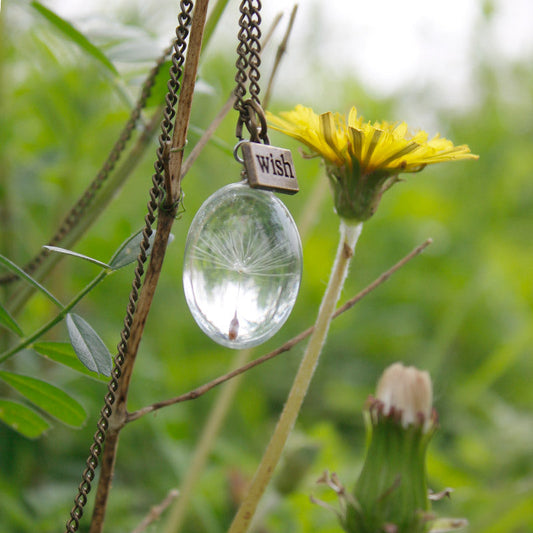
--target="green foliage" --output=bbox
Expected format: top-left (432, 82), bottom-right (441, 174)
top-left (0, 302), bottom-right (23, 337)
top-left (0, 371), bottom-right (86, 428)
top-left (33, 341), bottom-right (108, 381)
top-left (0, 399), bottom-right (50, 439)
top-left (66, 313), bottom-right (113, 377)
top-left (43, 245), bottom-right (113, 270)
top-left (30, 1), bottom-right (118, 77)
top-left (1, 1), bottom-right (532, 533)
top-left (0, 253), bottom-right (64, 309)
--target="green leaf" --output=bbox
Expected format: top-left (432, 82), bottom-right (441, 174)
top-left (33, 341), bottom-right (108, 382)
top-left (108, 229), bottom-right (154, 270)
top-left (0, 399), bottom-right (51, 439)
top-left (66, 313), bottom-right (112, 377)
top-left (0, 253), bottom-right (63, 309)
top-left (0, 302), bottom-right (23, 337)
top-left (203, 0), bottom-right (232, 51)
top-left (31, 1), bottom-right (119, 77)
top-left (144, 59), bottom-right (172, 108)
top-left (43, 245), bottom-right (111, 270)
top-left (108, 229), bottom-right (173, 270)
top-left (0, 371), bottom-right (86, 427)
top-left (143, 59), bottom-right (215, 109)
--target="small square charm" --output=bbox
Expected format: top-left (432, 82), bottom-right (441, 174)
top-left (241, 142), bottom-right (299, 194)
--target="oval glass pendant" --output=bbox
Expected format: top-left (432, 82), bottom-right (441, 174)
top-left (183, 182), bottom-right (302, 349)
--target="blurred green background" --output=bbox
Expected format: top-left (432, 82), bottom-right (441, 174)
top-left (1, 1), bottom-right (532, 532)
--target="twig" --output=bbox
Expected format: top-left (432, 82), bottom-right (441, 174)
top-left (131, 489), bottom-right (180, 533)
top-left (263, 12), bottom-right (284, 48)
top-left (87, 3), bottom-right (210, 532)
top-left (263, 5), bottom-right (298, 108)
top-left (126, 238), bottom-right (432, 423)
top-left (180, 7), bottom-right (285, 179)
top-left (166, 2), bottom-right (207, 204)
top-left (181, 94), bottom-right (236, 178)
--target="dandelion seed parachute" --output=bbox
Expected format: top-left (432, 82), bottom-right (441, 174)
top-left (183, 183), bottom-right (302, 349)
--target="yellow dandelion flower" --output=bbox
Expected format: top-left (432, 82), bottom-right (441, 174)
top-left (267, 105), bottom-right (479, 221)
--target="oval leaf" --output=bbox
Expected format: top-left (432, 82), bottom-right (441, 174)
top-left (66, 313), bottom-right (112, 377)
top-left (43, 246), bottom-right (111, 269)
top-left (0, 302), bottom-right (23, 337)
top-left (108, 230), bottom-right (174, 270)
top-left (0, 399), bottom-right (51, 439)
top-left (0, 371), bottom-right (86, 427)
top-left (33, 341), bottom-right (108, 382)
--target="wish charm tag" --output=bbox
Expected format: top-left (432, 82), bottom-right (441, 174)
top-left (241, 142), bottom-right (299, 194)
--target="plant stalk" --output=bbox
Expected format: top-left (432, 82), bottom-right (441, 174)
top-left (86, 1), bottom-right (210, 531)
top-left (228, 219), bottom-right (363, 533)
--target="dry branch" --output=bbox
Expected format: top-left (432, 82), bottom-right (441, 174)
top-left (126, 238), bottom-right (432, 423)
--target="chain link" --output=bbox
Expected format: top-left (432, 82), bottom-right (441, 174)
top-left (233, 1), bottom-right (251, 115)
top-left (64, 2), bottom-right (194, 531)
top-left (233, 0), bottom-right (268, 144)
top-left (246, 0), bottom-right (262, 106)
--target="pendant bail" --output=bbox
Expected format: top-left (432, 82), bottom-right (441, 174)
top-left (235, 99), bottom-right (270, 144)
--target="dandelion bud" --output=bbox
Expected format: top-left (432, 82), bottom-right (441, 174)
top-left (313, 363), bottom-right (466, 533)
top-left (375, 362), bottom-right (433, 430)
top-left (344, 363), bottom-right (437, 533)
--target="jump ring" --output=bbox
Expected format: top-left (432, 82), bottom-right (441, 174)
top-left (233, 139), bottom-right (249, 164)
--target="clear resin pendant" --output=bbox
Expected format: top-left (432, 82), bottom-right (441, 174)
top-left (183, 182), bottom-right (302, 349)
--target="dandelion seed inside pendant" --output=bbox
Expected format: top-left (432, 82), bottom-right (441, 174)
top-left (183, 145), bottom-right (302, 349)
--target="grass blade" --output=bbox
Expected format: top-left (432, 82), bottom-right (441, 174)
top-left (0, 302), bottom-right (23, 337)
top-left (31, 1), bottom-right (118, 77)
top-left (43, 245), bottom-right (111, 270)
top-left (0, 254), bottom-right (63, 309)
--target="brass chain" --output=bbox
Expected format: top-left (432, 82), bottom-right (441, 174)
top-left (64, 2), bottom-right (193, 531)
top-left (0, 44), bottom-right (174, 286)
top-left (233, 0), bottom-right (269, 144)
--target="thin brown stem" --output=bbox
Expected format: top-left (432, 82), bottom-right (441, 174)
top-left (89, 431), bottom-right (120, 532)
top-left (166, 1), bottom-right (208, 205)
top-left (181, 94), bottom-right (236, 178)
top-left (87, 3), bottom-right (210, 532)
top-left (131, 489), bottom-right (180, 533)
top-left (126, 238), bottom-right (432, 422)
top-left (179, 6), bottom-right (284, 180)
top-left (263, 5), bottom-right (298, 108)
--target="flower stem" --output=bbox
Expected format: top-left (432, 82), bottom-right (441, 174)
top-left (228, 218), bottom-right (363, 533)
